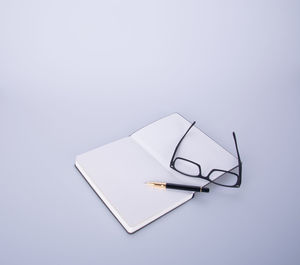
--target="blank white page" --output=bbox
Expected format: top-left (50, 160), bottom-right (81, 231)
top-left (131, 113), bottom-right (238, 187)
top-left (76, 137), bottom-right (193, 233)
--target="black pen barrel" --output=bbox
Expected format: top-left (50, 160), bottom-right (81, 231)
top-left (166, 183), bottom-right (209, 192)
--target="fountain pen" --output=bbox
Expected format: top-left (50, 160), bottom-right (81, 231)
top-left (146, 182), bottom-right (209, 193)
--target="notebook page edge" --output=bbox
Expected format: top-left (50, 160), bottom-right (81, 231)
top-left (130, 192), bottom-right (194, 233)
top-left (75, 160), bottom-right (133, 233)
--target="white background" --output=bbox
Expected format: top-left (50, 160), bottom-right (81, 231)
top-left (1, 1), bottom-right (299, 264)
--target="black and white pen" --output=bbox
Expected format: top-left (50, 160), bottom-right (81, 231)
top-left (146, 182), bottom-right (209, 193)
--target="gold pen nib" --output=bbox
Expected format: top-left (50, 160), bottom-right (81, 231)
top-left (146, 182), bottom-right (166, 189)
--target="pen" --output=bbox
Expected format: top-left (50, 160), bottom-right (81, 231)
top-left (146, 182), bottom-right (209, 193)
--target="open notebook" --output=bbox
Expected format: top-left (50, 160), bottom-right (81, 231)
top-left (75, 113), bottom-right (238, 233)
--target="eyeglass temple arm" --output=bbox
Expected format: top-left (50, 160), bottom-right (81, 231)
top-left (170, 121), bottom-right (196, 166)
top-left (232, 132), bottom-right (241, 163)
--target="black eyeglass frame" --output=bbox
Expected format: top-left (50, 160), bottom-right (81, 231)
top-left (169, 121), bottom-right (242, 188)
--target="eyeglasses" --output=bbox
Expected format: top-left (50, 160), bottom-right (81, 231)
top-left (169, 122), bottom-right (242, 188)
